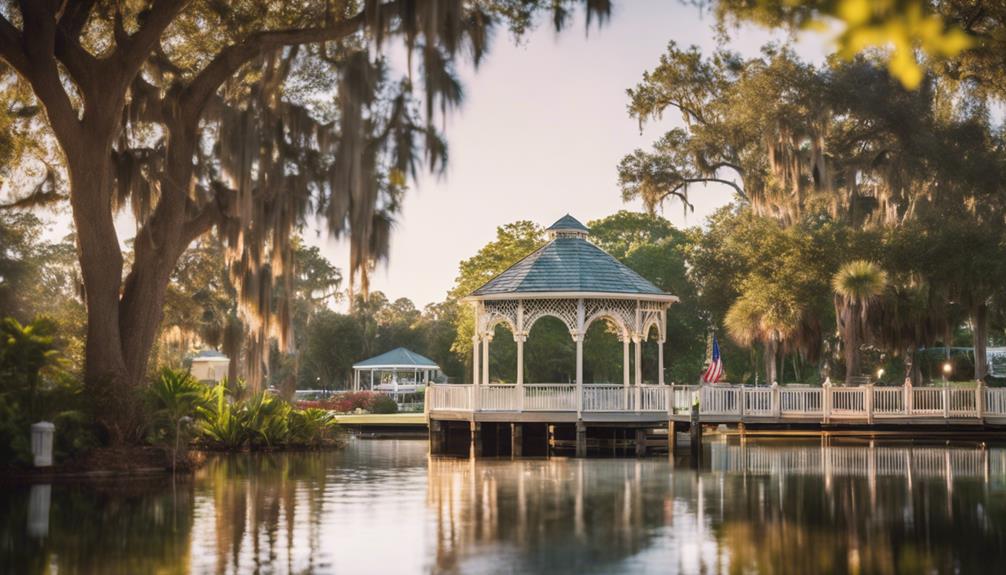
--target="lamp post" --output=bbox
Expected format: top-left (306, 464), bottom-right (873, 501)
top-left (942, 361), bottom-right (952, 384)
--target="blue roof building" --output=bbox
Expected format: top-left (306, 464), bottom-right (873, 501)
top-left (352, 347), bottom-right (440, 395)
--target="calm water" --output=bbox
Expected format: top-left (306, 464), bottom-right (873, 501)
top-left (3, 438), bottom-right (1006, 574)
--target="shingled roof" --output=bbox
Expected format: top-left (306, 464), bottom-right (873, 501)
top-left (546, 214), bottom-right (590, 233)
top-left (353, 347), bottom-right (439, 369)
top-left (469, 216), bottom-right (669, 298)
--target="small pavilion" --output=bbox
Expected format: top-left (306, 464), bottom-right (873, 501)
top-left (464, 214), bottom-right (677, 396)
top-left (353, 347), bottom-right (440, 398)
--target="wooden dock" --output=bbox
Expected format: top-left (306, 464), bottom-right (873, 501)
top-left (426, 382), bottom-right (1006, 457)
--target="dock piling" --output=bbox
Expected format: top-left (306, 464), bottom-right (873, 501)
top-left (575, 422), bottom-right (586, 458)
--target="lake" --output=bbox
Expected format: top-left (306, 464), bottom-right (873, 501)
top-left (3, 438), bottom-right (1006, 574)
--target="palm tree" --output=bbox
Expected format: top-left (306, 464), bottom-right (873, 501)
top-left (726, 297), bottom-right (777, 384)
top-left (832, 261), bottom-right (887, 380)
top-left (725, 291), bottom-right (800, 384)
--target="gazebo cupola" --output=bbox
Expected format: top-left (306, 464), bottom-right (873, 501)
top-left (464, 215), bottom-right (677, 412)
top-left (546, 214), bottom-right (591, 240)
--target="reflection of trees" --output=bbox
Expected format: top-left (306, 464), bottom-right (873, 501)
top-left (427, 444), bottom-right (1006, 574)
top-left (4, 442), bottom-right (1004, 574)
top-left (700, 443), bottom-right (1006, 575)
top-left (0, 478), bottom-right (194, 574)
top-left (192, 452), bottom-right (330, 574)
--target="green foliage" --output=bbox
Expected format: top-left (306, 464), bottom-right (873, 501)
top-left (369, 394), bottom-right (399, 414)
top-left (194, 380), bottom-right (338, 450)
top-left (0, 316), bottom-right (93, 466)
top-left (146, 368), bottom-right (208, 468)
top-left (288, 408), bottom-right (337, 446)
top-left (713, 0), bottom-right (978, 89)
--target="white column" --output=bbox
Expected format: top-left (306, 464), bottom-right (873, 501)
top-left (482, 334), bottom-right (490, 386)
top-left (658, 339), bottom-right (665, 385)
top-left (472, 335), bottom-right (480, 386)
top-left (516, 335), bottom-right (525, 385)
top-left (576, 298), bottom-right (585, 415)
top-left (634, 336), bottom-right (642, 386)
top-left (622, 337), bottom-right (630, 387)
top-left (516, 301), bottom-right (525, 386)
top-left (622, 335), bottom-right (631, 410)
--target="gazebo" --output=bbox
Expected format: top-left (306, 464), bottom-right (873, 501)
top-left (464, 214), bottom-right (677, 403)
top-left (352, 347), bottom-right (440, 398)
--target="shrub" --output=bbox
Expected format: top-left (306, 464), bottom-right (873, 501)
top-left (288, 408), bottom-right (338, 446)
top-left (194, 381), bottom-right (340, 450)
top-left (370, 394), bottom-right (399, 414)
top-left (0, 317), bottom-right (94, 466)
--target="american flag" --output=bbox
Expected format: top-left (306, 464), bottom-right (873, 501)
top-left (702, 334), bottom-right (724, 383)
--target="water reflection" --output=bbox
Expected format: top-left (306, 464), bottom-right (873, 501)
top-left (2, 439), bottom-right (1005, 574)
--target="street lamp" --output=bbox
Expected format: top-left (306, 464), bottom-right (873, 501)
top-left (876, 368), bottom-right (885, 381)
top-left (942, 361), bottom-right (952, 383)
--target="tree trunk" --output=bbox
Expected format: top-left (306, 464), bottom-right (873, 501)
top-left (764, 338), bottom-right (778, 384)
top-left (972, 302), bottom-right (989, 381)
top-left (69, 142), bottom-right (139, 443)
top-left (843, 304), bottom-right (861, 379)
top-left (70, 119), bottom-right (198, 444)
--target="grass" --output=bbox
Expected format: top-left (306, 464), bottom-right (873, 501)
top-left (331, 413), bottom-right (427, 426)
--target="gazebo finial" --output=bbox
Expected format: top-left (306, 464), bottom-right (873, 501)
top-left (546, 214), bottom-right (590, 240)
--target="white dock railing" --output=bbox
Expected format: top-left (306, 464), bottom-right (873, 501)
top-left (427, 382), bottom-right (1006, 422)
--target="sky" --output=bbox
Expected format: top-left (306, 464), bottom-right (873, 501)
top-left (305, 0), bottom-right (833, 309)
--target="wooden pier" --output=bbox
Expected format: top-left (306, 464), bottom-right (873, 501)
top-left (427, 382), bottom-right (1006, 457)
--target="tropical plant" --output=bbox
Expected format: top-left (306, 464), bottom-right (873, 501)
top-left (288, 408), bottom-right (338, 446)
top-left (196, 382), bottom-right (247, 450)
top-left (146, 368), bottom-right (207, 470)
top-left (0, 316), bottom-right (92, 465)
top-left (832, 260), bottom-right (888, 379)
top-left (0, 317), bottom-right (63, 422)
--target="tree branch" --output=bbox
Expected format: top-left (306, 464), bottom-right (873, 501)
top-left (15, 1), bottom-right (82, 143)
top-left (0, 14), bottom-right (29, 74)
top-left (114, 0), bottom-right (189, 78)
top-left (179, 5), bottom-right (388, 125)
top-left (679, 177), bottom-right (747, 201)
top-left (181, 196), bottom-right (223, 246)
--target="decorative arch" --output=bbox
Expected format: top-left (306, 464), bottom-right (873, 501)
top-left (584, 312), bottom-right (630, 341)
top-left (638, 302), bottom-right (666, 342)
top-left (522, 299), bottom-right (578, 336)
top-left (479, 300), bottom-right (519, 337)
top-left (641, 317), bottom-right (663, 343)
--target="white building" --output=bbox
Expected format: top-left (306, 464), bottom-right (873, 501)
top-left (189, 350), bottom-right (230, 383)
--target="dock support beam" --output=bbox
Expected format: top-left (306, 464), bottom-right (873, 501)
top-left (690, 403), bottom-right (702, 461)
top-left (429, 419), bottom-right (444, 454)
top-left (511, 423), bottom-right (523, 457)
top-left (470, 421), bottom-right (482, 458)
top-left (575, 421), bottom-right (587, 458)
top-left (635, 428), bottom-right (647, 457)
top-left (668, 421), bottom-right (677, 455)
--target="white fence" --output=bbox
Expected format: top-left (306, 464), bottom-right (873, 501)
top-left (427, 382), bottom-right (1006, 422)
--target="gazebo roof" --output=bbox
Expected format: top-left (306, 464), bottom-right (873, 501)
top-left (546, 214), bottom-right (590, 233)
top-left (469, 215), bottom-right (672, 299)
top-left (353, 347), bottom-right (440, 369)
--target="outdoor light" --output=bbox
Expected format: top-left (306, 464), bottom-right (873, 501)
top-left (876, 368), bottom-right (885, 379)
top-left (943, 362), bottom-right (953, 375)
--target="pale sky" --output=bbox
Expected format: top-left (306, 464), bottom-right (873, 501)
top-left (309, 0), bottom-right (832, 309)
